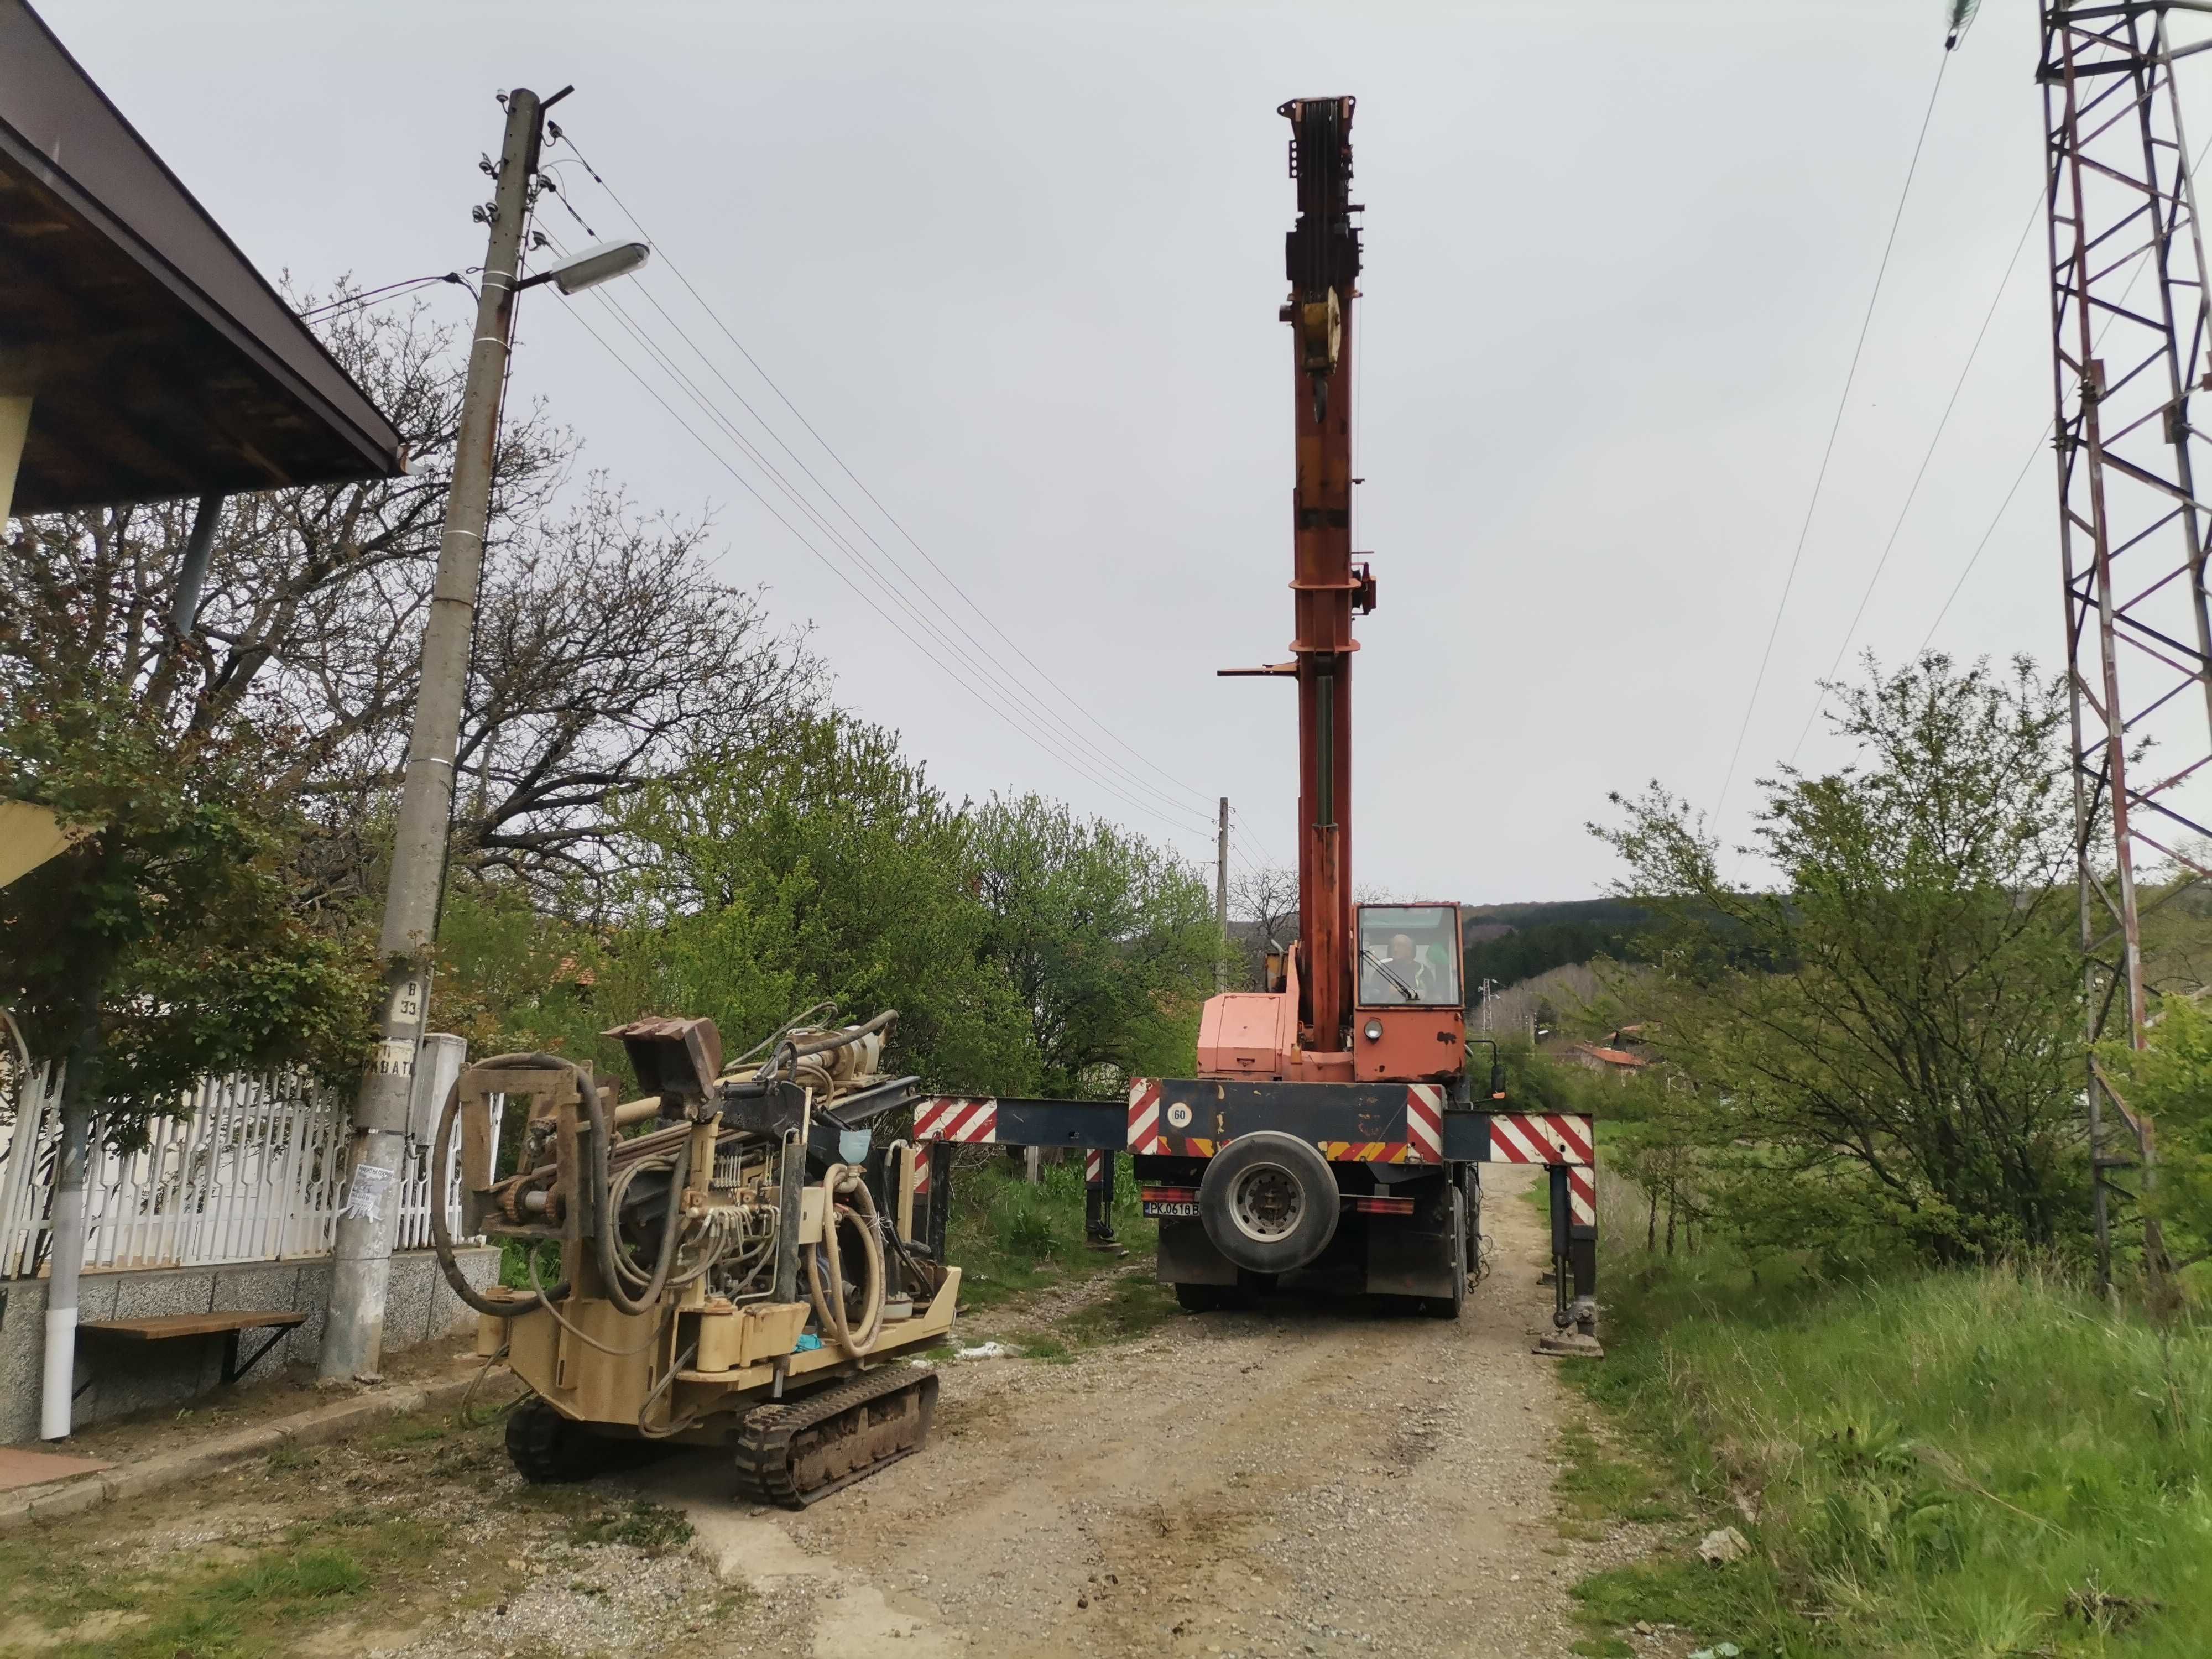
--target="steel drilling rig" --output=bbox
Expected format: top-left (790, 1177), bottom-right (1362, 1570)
top-left (905, 97), bottom-right (1602, 1350)
top-left (436, 1012), bottom-right (962, 1504)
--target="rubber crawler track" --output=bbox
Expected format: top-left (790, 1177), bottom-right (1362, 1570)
top-left (731, 1365), bottom-right (940, 1508)
top-left (504, 1395), bottom-right (640, 1484)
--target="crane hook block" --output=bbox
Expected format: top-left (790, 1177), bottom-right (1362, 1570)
top-left (1298, 288), bottom-right (1342, 379)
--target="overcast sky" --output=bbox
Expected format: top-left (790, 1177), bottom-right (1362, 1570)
top-left (41, 0), bottom-right (2212, 903)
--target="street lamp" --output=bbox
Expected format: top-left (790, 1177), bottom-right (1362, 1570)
top-left (521, 238), bottom-right (649, 295)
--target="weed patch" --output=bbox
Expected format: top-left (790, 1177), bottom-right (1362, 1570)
top-left (568, 1499), bottom-right (695, 1556)
top-left (1061, 1274), bottom-right (1181, 1347)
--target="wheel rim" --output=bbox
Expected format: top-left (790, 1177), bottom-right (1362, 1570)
top-left (1227, 1162), bottom-right (1305, 1244)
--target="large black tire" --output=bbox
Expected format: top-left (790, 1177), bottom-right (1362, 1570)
top-left (505, 1395), bottom-right (623, 1484)
top-left (1197, 1131), bottom-right (1340, 1276)
top-left (1421, 1188), bottom-right (1468, 1320)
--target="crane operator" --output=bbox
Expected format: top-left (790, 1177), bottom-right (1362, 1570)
top-left (1361, 932), bottom-right (1437, 1004)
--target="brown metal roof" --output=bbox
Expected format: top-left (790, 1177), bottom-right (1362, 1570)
top-left (0, 0), bottom-right (404, 512)
top-left (1575, 1043), bottom-right (1647, 1068)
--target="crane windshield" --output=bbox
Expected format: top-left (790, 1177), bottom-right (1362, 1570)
top-left (1355, 905), bottom-right (1462, 1008)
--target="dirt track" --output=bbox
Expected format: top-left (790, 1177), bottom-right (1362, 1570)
top-left (0, 1166), bottom-right (1635, 1658)
top-left (640, 1162), bottom-right (1629, 1658)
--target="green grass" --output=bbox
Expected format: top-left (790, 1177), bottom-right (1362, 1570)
top-left (207, 1548), bottom-right (370, 1611)
top-left (1561, 1247), bottom-right (2212, 1658)
top-left (40, 1539), bottom-right (384, 1658)
top-left (945, 1150), bottom-right (1157, 1312)
top-left (1555, 1423), bottom-right (1681, 1528)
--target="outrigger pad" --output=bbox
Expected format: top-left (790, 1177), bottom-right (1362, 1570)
top-left (1535, 1329), bottom-right (1605, 1359)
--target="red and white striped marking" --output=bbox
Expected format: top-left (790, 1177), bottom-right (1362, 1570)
top-left (1405, 1084), bottom-right (1445, 1163)
top-left (1488, 1112), bottom-right (1594, 1166)
top-left (1568, 1166), bottom-right (1595, 1228)
top-left (1128, 1078), bottom-right (1168, 1154)
top-left (912, 1147), bottom-right (932, 1198)
top-left (914, 1097), bottom-right (998, 1144)
top-left (1084, 1149), bottom-right (1104, 1185)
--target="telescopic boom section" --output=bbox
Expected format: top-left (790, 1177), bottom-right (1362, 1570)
top-left (1282, 96), bottom-right (1368, 1052)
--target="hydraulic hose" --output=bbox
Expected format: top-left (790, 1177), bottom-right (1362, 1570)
top-left (429, 1052), bottom-right (580, 1318)
top-left (804, 1164), bottom-right (886, 1359)
top-left (588, 1079), bottom-right (691, 1317)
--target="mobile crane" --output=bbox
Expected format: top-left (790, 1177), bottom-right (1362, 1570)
top-left (912, 97), bottom-right (1601, 1353)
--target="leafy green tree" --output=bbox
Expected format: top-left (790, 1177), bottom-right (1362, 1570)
top-left (0, 689), bottom-right (373, 1140)
top-left (969, 795), bottom-right (1219, 1098)
top-left (1592, 653), bottom-right (2088, 1265)
top-left (504, 713), bottom-right (1031, 1091)
top-left (2099, 995), bottom-right (2212, 1299)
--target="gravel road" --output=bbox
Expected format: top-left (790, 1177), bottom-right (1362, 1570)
top-left (637, 1161), bottom-right (1636, 1658)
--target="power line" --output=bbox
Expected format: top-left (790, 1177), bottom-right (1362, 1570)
top-left (1713, 51), bottom-right (1950, 820)
top-left (534, 230), bottom-right (1217, 837)
top-left (299, 272), bottom-right (468, 320)
top-left (1786, 185), bottom-right (2042, 762)
top-left (1918, 433), bottom-right (2043, 652)
top-left (539, 275), bottom-right (1218, 851)
top-left (1230, 807), bottom-right (1285, 872)
top-left (547, 123), bottom-right (1218, 815)
top-left (554, 251), bottom-right (1212, 830)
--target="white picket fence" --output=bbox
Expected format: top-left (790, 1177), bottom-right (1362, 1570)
top-left (0, 1063), bottom-right (483, 1279)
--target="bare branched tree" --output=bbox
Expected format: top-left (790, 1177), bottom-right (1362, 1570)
top-left (1228, 864), bottom-right (1300, 990)
top-left (291, 478), bottom-right (820, 905)
top-left (3, 289), bottom-right (818, 917)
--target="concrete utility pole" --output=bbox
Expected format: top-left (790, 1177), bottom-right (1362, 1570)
top-left (1215, 797), bottom-right (1230, 992)
top-left (320, 88), bottom-right (547, 1382)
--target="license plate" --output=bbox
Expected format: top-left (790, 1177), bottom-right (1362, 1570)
top-left (1142, 1201), bottom-right (1200, 1218)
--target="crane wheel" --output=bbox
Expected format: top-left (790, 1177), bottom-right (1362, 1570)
top-left (1419, 1187), bottom-right (1469, 1321)
top-left (1197, 1131), bottom-right (1340, 1275)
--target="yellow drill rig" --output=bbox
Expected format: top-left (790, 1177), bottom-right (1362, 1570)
top-left (430, 1011), bottom-right (958, 1506)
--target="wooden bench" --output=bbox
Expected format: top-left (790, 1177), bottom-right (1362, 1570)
top-left (79, 1310), bottom-right (307, 1385)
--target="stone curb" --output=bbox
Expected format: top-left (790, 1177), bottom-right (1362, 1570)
top-left (0, 1370), bottom-right (507, 1533)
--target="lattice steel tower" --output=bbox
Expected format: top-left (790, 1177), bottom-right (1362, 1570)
top-left (2041, 0), bottom-right (2212, 1287)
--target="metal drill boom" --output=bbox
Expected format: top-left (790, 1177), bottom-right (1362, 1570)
top-left (1281, 94), bottom-right (1368, 1053)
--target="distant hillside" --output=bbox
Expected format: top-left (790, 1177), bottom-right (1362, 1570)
top-left (1458, 898), bottom-right (1653, 995)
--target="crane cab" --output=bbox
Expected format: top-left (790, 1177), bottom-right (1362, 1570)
top-left (1350, 902), bottom-right (1464, 1082)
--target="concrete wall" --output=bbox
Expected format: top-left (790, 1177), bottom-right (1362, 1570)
top-left (0, 1246), bottom-right (498, 1444)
